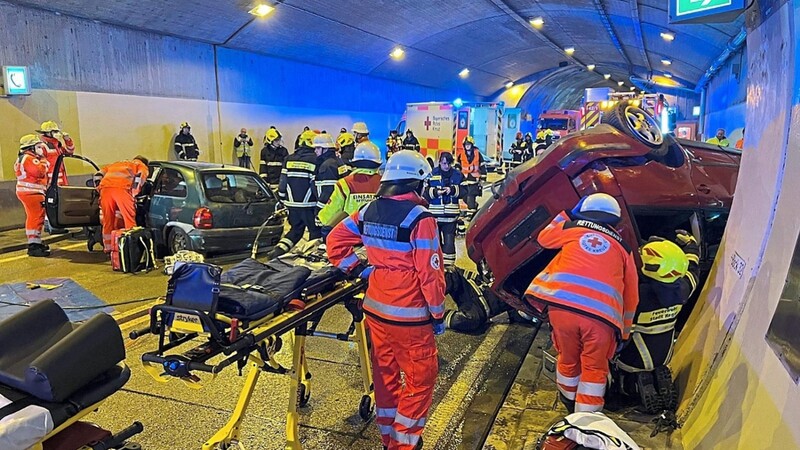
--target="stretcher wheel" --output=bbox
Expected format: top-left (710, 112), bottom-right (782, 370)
top-left (359, 395), bottom-right (374, 421)
top-left (299, 383), bottom-right (311, 407)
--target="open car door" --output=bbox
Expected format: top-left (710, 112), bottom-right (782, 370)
top-left (45, 155), bottom-right (101, 228)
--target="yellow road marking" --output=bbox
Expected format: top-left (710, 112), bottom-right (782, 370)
top-left (0, 242), bottom-right (85, 264)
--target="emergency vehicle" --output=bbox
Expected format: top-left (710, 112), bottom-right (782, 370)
top-left (537, 110), bottom-right (582, 138)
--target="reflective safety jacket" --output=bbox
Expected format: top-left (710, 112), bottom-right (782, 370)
top-left (233, 135), bottom-right (254, 158)
top-left (386, 136), bottom-right (403, 156)
top-left (617, 250), bottom-right (699, 372)
top-left (98, 160), bottom-right (150, 195)
top-left (327, 192), bottom-right (446, 325)
top-left (402, 135), bottom-right (421, 152)
top-left (279, 146), bottom-right (318, 208)
top-left (509, 139), bottom-right (525, 163)
top-left (41, 134), bottom-right (75, 186)
top-left (526, 211), bottom-right (639, 339)
top-left (260, 143), bottom-right (289, 186)
top-left (15, 151), bottom-right (49, 194)
top-left (424, 168), bottom-right (463, 221)
top-left (315, 150), bottom-right (348, 210)
top-left (175, 133), bottom-right (199, 160)
top-left (318, 168), bottom-right (381, 227)
top-left (457, 149), bottom-right (486, 182)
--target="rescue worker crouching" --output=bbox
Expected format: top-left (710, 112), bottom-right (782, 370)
top-left (318, 141), bottom-right (382, 239)
top-left (269, 130), bottom-right (321, 258)
top-left (15, 135), bottom-right (51, 257)
top-left (327, 150), bottom-right (446, 450)
top-left (525, 193), bottom-right (639, 413)
top-left (444, 268), bottom-right (533, 333)
top-left (423, 151), bottom-right (463, 268)
top-left (612, 232), bottom-right (699, 414)
top-left (455, 136), bottom-right (487, 221)
top-left (97, 156), bottom-right (150, 253)
top-left (260, 127), bottom-right (288, 191)
top-left (174, 122), bottom-right (200, 161)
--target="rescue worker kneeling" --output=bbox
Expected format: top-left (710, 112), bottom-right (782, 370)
top-left (612, 232), bottom-right (699, 413)
top-left (327, 150), bottom-right (446, 450)
top-left (525, 193), bottom-right (639, 413)
top-left (97, 156), bottom-right (150, 253)
top-left (15, 135), bottom-right (51, 257)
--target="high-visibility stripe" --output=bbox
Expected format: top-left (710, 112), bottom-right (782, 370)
top-left (575, 401), bottom-right (603, 412)
top-left (316, 180), bottom-right (338, 186)
top-left (633, 332), bottom-right (654, 371)
top-left (376, 407), bottom-right (396, 418)
top-left (390, 428), bottom-right (421, 446)
top-left (557, 372), bottom-right (580, 387)
top-left (527, 284), bottom-right (623, 326)
top-left (540, 272), bottom-right (623, 306)
top-left (412, 238), bottom-right (439, 251)
top-left (362, 236), bottom-right (412, 252)
top-left (394, 413), bottom-right (426, 429)
top-left (282, 201), bottom-right (316, 208)
top-left (577, 381), bottom-right (606, 397)
top-left (342, 217), bottom-right (359, 235)
top-left (267, 162), bottom-right (283, 166)
top-left (400, 205), bottom-right (427, 227)
top-left (558, 386), bottom-right (576, 400)
top-left (338, 253), bottom-right (359, 271)
top-left (428, 303), bottom-right (445, 315)
top-left (378, 424), bottom-right (393, 436)
top-left (286, 173), bottom-right (314, 179)
top-left (633, 322), bottom-right (676, 334)
top-left (363, 297), bottom-right (430, 320)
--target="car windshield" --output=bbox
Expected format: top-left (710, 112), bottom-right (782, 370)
top-left (202, 173), bottom-right (270, 203)
top-left (539, 118), bottom-right (569, 130)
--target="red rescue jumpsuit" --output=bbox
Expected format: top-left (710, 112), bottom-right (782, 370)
top-left (526, 211), bottom-right (639, 412)
top-left (98, 160), bottom-right (149, 252)
top-left (14, 150), bottom-right (50, 244)
top-left (327, 192), bottom-right (446, 450)
top-left (40, 134), bottom-right (75, 186)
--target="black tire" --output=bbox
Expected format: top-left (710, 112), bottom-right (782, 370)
top-left (167, 227), bottom-right (191, 255)
top-left (359, 395), bottom-right (374, 421)
top-left (299, 383), bottom-right (311, 407)
top-left (602, 104), bottom-right (666, 153)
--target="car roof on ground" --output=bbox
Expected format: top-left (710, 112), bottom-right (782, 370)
top-left (150, 161), bottom-right (256, 173)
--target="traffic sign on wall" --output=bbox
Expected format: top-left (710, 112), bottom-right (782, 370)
top-left (669, 0), bottom-right (746, 24)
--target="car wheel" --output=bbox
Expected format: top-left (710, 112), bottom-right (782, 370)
top-left (603, 104), bottom-right (664, 150)
top-left (168, 227), bottom-right (191, 255)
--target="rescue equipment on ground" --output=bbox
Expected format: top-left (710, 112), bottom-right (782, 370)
top-left (111, 227), bottom-right (156, 273)
top-left (163, 250), bottom-right (205, 275)
top-left (537, 412), bottom-right (640, 450)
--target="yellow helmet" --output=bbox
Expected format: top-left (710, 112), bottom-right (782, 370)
top-left (19, 134), bottom-right (42, 149)
top-left (265, 128), bottom-right (281, 144)
top-left (180, 121), bottom-right (190, 129)
top-left (337, 132), bottom-right (355, 147)
top-left (38, 121), bottom-right (60, 133)
top-left (299, 129), bottom-right (317, 147)
top-left (463, 136), bottom-right (475, 145)
top-left (640, 240), bottom-right (689, 283)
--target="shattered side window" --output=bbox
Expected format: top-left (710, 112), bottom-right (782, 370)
top-left (766, 230), bottom-right (800, 384)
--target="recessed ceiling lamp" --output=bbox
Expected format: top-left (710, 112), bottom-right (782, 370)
top-left (660, 32), bottom-right (675, 41)
top-left (390, 47), bottom-right (405, 60)
top-left (249, 4), bottom-right (275, 17)
top-left (664, 72), bottom-right (673, 78)
top-left (529, 17), bottom-right (544, 28)
top-left (459, 68), bottom-right (470, 78)
top-left (564, 47), bottom-right (575, 55)
top-left (617, 81), bottom-right (625, 86)
top-left (505, 81), bottom-right (514, 89)
top-left (604, 74), bottom-right (612, 79)
top-left (661, 59), bottom-right (672, 65)
top-left (586, 64), bottom-right (596, 71)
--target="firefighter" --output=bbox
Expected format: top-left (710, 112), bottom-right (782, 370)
top-left (402, 129), bottom-right (421, 152)
top-left (313, 133), bottom-right (348, 212)
top-left (327, 150), bottom-right (446, 450)
top-left (233, 128), bottom-right (254, 168)
top-left (260, 127), bottom-right (288, 190)
top-left (15, 135), bottom-right (51, 257)
top-left (613, 232), bottom-right (699, 413)
top-left (523, 132), bottom-right (536, 161)
top-left (174, 122), bottom-right (200, 160)
top-left (386, 130), bottom-right (403, 158)
top-left (706, 128), bottom-right (730, 147)
top-left (37, 120), bottom-right (75, 234)
top-left (337, 128), bottom-right (357, 163)
top-left (443, 268), bottom-right (533, 333)
top-left (318, 141), bottom-right (382, 236)
top-left (294, 126), bottom-right (311, 150)
top-left (97, 155), bottom-right (150, 253)
top-left (534, 130), bottom-right (551, 157)
top-left (509, 131), bottom-right (525, 169)
top-left (424, 151), bottom-right (463, 268)
top-left (270, 130), bottom-right (320, 258)
top-left (525, 193), bottom-right (639, 413)
top-left (455, 136), bottom-right (486, 221)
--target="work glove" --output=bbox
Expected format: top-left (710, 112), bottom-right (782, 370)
top-left (675, 229), bottom-right (700, 262)
top-left (432, 318), bottom-right (445, 336)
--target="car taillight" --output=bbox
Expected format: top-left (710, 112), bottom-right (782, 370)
top-left (194, 207), bottom-right (213, 229)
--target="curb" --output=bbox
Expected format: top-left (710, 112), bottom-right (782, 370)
top-left (0, 231), bottom-right (81, 255)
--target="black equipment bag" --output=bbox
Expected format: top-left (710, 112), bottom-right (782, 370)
top-left (117, 227), bottom-right (156, 273)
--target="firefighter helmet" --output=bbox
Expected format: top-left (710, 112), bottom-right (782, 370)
top-left (463, 136), bottom-right (475, 146)
top-left (352, 122), bottom-right (369, 135)
top-left (37, 121), bottom-right (60, 133)
top-left (299, 129), bottom-right (317, 147)
top-left (337, 132), bottom-right (355, 147)
top-left (381, 150), bottom-right (431, 182)
top-left (265, 128), bottom-right (282, 144)
top-left (572, 193), bottom-right (621, 225)
top-left (640, 240), bottom-right (689, 284)
top-left (353, 141), bottom-right (382, 164)
top-left (180, 121), bottom-right (190, 129)
top-left (19, 134), bottom-right (42, 149)
top-left (312, 133), bottom-right (336, 149)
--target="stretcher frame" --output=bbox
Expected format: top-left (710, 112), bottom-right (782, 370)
top-left (134, 271), bottom-right (374, 450)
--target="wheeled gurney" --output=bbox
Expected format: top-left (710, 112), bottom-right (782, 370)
top-left (131, 244), bottom-right (374, 450)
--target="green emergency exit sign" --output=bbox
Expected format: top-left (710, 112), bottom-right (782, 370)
top-left (670, 0), bottom-right (744, 23)
top-left (676, 0), bottom-right (731, 16)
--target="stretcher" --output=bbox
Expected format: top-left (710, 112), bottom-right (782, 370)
top-left (131, 242), bottom-right (374, 450)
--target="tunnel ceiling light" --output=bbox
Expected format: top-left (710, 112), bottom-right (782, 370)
top-left (390, 47), bottom-right (405, 60)
top-left (604, 73), bottom-right (612, 79)
top-left (249, 4), bottom-right (275, 17)
top-left (660, 32), bottom-right (675, 41)
top-left (505, 81), bottom-right (514, 89)
top-left (618, 81), bottom-right (625, 86)
top-left (586, 64), bottom-right (596, 71)
top-left (453, 98), bottom-right (464, 108)
top-left (529, 17), bottom-right (544, 28)
top-left (664, 72), bottom-right (673, 78)
top-left (661, 59), bottom-right (672, 66)
top-left (459, 68), bottom-right (470, 78)
top-left (564, 47), bottom-right (575, 55)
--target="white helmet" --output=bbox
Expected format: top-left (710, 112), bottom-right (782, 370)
top-left (352, 141), bottom-right (382, 164)
top-left (572, 193), bottom-right (621, 224)
top-left (381, 150), bottom-right (431, 182)
top-left (312, 133), bottom-right (336, 149)
top-left (352, 122), bottom-right (369, 135)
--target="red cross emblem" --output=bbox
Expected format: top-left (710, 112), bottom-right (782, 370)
top-left (424, 116), bottom-right (432, 130)
top-left (587, 236), bottom-right (604, 248)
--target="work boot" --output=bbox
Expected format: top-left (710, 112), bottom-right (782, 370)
top-left (558, 392), bottom-right (576, 414)
top-left (27, 243), bottom-right (50, 257)
top-left (87, 236), bottom-right (97, 252)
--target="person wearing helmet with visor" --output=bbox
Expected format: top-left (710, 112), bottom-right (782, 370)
top-left (525, 193), bottom-right (639, 414)
top-left (15, 135), bottom-right (51, 257)
top-left (612, 231), bottom-right (699, 413)
top-left (337, 128), bottom-right (357, 163)
top-left (174, 122), bottom-right (200, 160)
top-left (260, 127), bottom-right (288, 190)
top-left (318, 140), bottom-right (382, 238)
top-left (327, 150), bottom-right (445, 450)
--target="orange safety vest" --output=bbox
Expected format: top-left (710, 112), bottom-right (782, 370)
top-left (458, 149), bottom-right (481, 179)
top-left (525, 211), bottom-right (639, 339)
top-left (15, 151), bottom-right (49, 194)
top-left (40, 134), bottom-right (75, 186)
top-left (98, 160), bottom-right (149, 194)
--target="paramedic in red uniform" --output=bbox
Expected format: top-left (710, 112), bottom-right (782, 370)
top-left (525, 193), bottom-right (639, 413)
top-left (327, 150), bottom-right (446, 450)
top-left (37, 120), bottom-right (76, 234)
top-left (97, 156), bottom-right (150, 252)
top-left (15, 134), bottom-right (51, 257)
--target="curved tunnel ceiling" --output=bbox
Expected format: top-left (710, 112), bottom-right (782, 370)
top-left (7, 0), bottom-right (744, 101)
